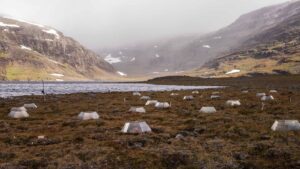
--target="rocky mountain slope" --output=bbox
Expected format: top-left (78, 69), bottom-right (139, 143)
top-left (99, 0), bottom-right (300, 76)
top-left (0, 17), bottom-right (118, 81)
top-left (187, 1), bottom-right (300, 77)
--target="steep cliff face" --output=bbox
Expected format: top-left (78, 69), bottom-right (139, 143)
top-left (0, 17), bottom-right (117, 81)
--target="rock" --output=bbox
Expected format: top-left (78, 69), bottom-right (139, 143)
top-left (175, 134), bottom-right (184, 139)
top-left (233, 152), bottom-right (248, 160)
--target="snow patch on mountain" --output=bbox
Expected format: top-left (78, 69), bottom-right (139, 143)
top-left (20, 45), bottom-right (32, 51)
top-left (175, 71), bottom-right (185, 74)
top-left (47, 58), bottom-right (60, 65)
top-left (3, 16), bottom-right (45, 28)
top-left (45, 39), bottom-right (54, 42)
top-left (0, 22), bottom-right (20, 28)
top-left (104, 54), bottom-right (121, 64)
top-left (17, 19), bottom-right (44, 28)
top-left (42, 29), bottom-right (60, 39)
top-left (226, 69), bottom-right (241, 75)
top-left (20, 21), bottom-right (44, 28)
top-left (202, 45), bottom-right (211, 48)
top-left (130, 57), bottom-right (136, 62)
top-left (213, 36), bottom-right (222, 39)
top-left (50, 73), bottom-right (64, 77)
top-left (117, 71), bottom-right (127, 76)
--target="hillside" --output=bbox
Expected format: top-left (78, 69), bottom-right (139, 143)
top-left (0, 17), bottom-right (118, 81)
top-left (188, 4), bottom-right (300, 77)
top-left (99, 0), bottom-right (300, 76)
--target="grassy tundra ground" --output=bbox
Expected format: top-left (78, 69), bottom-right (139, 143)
top-left (0, 75), bottom-right (300, 168)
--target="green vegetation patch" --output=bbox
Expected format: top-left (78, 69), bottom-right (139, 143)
top-left (6, 64), bottom-right (49, 81)
top-left (0, 52), bottom-right (8, 58)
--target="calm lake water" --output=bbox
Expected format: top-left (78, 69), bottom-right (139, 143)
top-left (0, 82), bottom-right (222, 98)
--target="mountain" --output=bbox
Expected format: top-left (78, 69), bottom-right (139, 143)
top-left (99, 0), bottom-right (300, 77)
top-left (0, 17), bottom-right (118, 81)
top-left (187, 0), bottom-right (300, 77)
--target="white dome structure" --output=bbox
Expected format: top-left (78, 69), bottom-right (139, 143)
top-left (170, 93), bottom-right (179, 96)
top-left (261, 95), bottom-right (274, 101)
top-left (192, 91), bottom-right (199, 94)
top-left (78, 112), bottom-right (99, 120)
top-left (8, 107), bottom-right (29, 118)
top-left (183, 96), bottom-right (194, 100)
top-left (226, 100), bottom-right (241, 106)
top-left (129, 107), bottom-right (146, 113)
top-left (140, 96), bottom-right (151, 100)
top-left (121, 121), bottom-right (152, 133)
top-left (271, 120), bottom-right (300, 131)
top-left (256, 93), bottom-right (266, 97)
top-left (145, 100), bottom-right (158, 106)
top-left (155, 102), bottom-right (171, 109)
top-left (24, 103), bottom-right (37, 109)
top-left (199, 107), bottom-right (217, 113)
top-left (210, 95), bottom-right (220, 99)
top-left (133, 92), bottom-right (141, 96)
top-left (212, 91), bottom-right (220, 95)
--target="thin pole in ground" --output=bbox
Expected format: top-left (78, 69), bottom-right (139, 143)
top-left (42, 80), bottom-right (46, 102)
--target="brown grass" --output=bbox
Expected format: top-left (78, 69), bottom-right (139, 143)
top-left (0, 78), bottom-right (300, 168)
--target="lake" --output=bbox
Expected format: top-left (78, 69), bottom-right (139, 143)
top-left (0, 82), bottom-right (223, 98)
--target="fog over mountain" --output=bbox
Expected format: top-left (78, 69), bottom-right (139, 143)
top-left (0, 0), bottom-right (289, 49)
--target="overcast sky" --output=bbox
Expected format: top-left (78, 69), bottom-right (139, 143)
top-left (0, 0), bottom-right (290, 49)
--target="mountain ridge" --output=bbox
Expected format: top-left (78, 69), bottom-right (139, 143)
top-left (0, 17), bottom-right (119, 81)
top-left (188, 5), bottom-right (300, 77)
top-left (99, 0), bottom-right (300, 77)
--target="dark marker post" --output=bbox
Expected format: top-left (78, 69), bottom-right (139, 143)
top-left (42, 80), bottom-right (46, 101)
